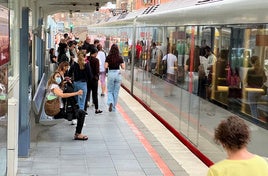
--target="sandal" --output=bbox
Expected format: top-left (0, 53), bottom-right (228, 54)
top-left (74, 134), bottom-right (88, 140)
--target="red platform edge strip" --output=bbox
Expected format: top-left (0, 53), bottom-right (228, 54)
top-left (121, 84), bottom-right (214, 167)
top-left (117, 104), bottom-right (174, 176)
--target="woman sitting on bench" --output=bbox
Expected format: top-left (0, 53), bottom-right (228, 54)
top-left (47, 71), bottom-right (88, 140)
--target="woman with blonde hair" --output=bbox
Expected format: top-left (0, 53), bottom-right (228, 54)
top-left (67, 51), bottom-right (92, 111)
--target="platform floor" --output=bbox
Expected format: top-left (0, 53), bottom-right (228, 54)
top-left (17, 87), bottom-right (208, 176)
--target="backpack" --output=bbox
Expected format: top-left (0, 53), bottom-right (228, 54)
top-left (62, 82), bottom-right (79, 121)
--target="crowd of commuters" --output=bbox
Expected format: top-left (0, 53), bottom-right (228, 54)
top-left (47, 33), bottom-right (127, 140)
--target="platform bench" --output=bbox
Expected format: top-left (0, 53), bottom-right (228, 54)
top-left (32, 73), bottom-right (64, 126)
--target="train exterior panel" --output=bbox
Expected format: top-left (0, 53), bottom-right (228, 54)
top-left (89, 0), bottom-right (268, 164)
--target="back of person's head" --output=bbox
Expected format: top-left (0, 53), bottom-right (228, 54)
top-left (77, 51), bottom-right (86, 70)
top-left (94, 39), bottom-right (100, 45)
top-left (214, 116), bottom-right (250, 151)
top-left (109, 44), bottom-right (119, 56)
top-left (63, 33), bottom-right (68, 39)
top-left (57, 61), bottom-right (69, 72)
top-left (85, 44), bottom-right (96, 54)
top-left (90, 46), bottom-right (98, 56)
top-left (97, 44), bottom-right (102, 51)
top-left (205, 46), bottom-right (212, 53)
top-left (250, 55), bottom-right (262, 70)
top-left (250, 55), bottom-right (259, 65)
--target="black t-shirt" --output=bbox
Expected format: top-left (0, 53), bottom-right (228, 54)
top-left (67, 62), bottom-right (92, 82)
top-left (50, 54), bottom-right (57, 63)
top-left (105, 55), bottom-right (123, 70)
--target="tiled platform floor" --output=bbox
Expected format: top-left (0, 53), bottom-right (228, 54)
top-left (17, 88), bottom-right (208, 176)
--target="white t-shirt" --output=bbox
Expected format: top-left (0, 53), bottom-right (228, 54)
top-left (162, 53), bottom-right (177, 75)
top-left (200, 56), bottom-right (209, 76)
top-left (97, 51), bottom-right (106, 72)
top-left (207, 53), bottom-right (217, 66)
top-left (48, 84), bottom-right (63, 108)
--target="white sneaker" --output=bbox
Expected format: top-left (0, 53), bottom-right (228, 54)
top-left (71, 119), bottom-right (77, 125)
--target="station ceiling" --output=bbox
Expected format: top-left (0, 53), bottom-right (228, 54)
top-left (38, 0), bottom-right (114, 15)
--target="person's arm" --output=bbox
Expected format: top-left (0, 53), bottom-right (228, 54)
top-left (174, 60), bottom-right (178, 70)
top-left (96, 59), bottom-right (100, 75)
top-left (52, 56), bottom-right (57, 63)
top-left (184, 64), bottom-right (189, 72)
top-left (52, 86), bottom-right (82, 98)
top-left (105, 62), bottom-right (108, 69)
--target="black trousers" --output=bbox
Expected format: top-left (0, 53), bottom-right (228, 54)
top-left (85, 79), bottom-right (99, 110)
top-left (54, 108), bottom-right (85, 134)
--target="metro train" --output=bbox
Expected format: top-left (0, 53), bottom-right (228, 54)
top-left (89, 0), bottom-right (268, 163)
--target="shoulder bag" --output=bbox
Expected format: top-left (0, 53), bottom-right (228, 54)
top-left (44, 87), bottom-right (60, 116)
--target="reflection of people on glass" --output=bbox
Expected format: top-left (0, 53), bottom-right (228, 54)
top-left (245, 56), bottom-right (267, 119)
top-left (162, 47), bottom-right (177, 96)
top-left (207, 116), bottom-right (268, 176)
top-left (0, 81), bottom-right (7, 117)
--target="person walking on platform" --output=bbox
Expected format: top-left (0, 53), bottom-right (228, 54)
top-left (86, 46), bottom-right (103, 114)
top-left (67, 51), bottom-right (92, 111)
top-left (105, 44), bottom-right (125, 112)
top-left (47, 71), bottom-right (88, 140)
top-left (207, 115), bottom-right (268, 176)
top-left (97, 44), bottom-right (107, 97)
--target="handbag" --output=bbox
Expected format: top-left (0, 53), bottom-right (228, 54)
top-left (44, 87), bottom-right (60, 116)
top-left (44, 96), bottom-right (60, 116)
